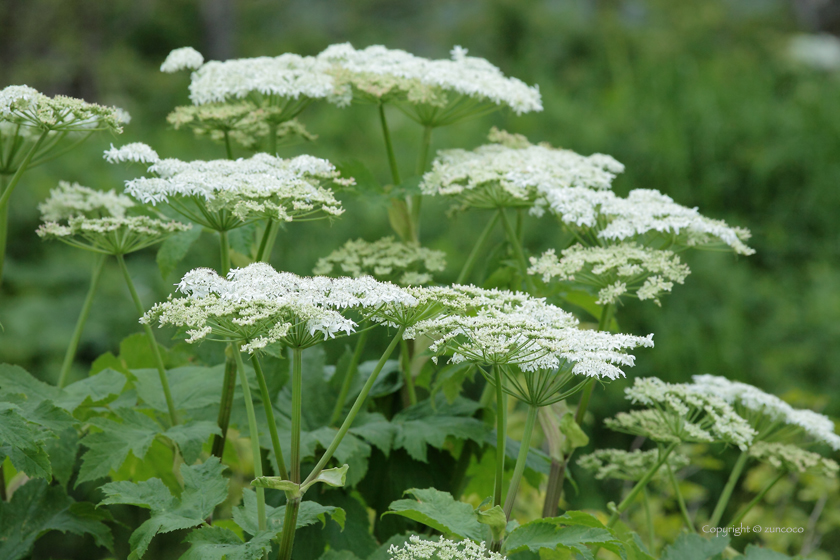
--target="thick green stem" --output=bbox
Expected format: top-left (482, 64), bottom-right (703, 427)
top-left (224, 131), bottom-right (234, 160)
top-left (416, 125), bottom-right (433, 176)
top-left (400, 338), bottom-right (417, 406)
top-left (493, 365), bottom-right (507, 508)
top-left (219, 230), bottom-right (231, 275)
top-left (503, 404), bottom-right (539, 519)
top-left (330, 328), bottom-right (370, 427)
top-left (542, 458), bottom-right (565, 518)
top-left (252, 354), bottom-right (288, 480)
top-left (211, 353), bottom-right (237, 458)
top-left (116, 254), bottom-right (178, 426)
top-left (498, 208), bottom-right (535, 293)
top-left (456, 212), bottom-right (500, 285)
top-left (277, 496), bottom-right (300, 560)
top-left (303, 326), bottom-right (405, 487)
top-left (255, 220), bottom-right (276, 263)
top-left (0, 129), bottom-right (48, 211)
top-left (233, 348), bottom-right (266, 534)
top-left (709, 450), bottom-right (749, 527)
top-left (607, 442), bottom-right (679, 529)
top-left (291, 348), bottom-right (303, 484)
top-left (643, 487), bottom-right (655, 551)
top-left (728, 470), bottom-right (786, 527)
top-left (667, 461), bottom-right (695, 532)
top-left (267, 123), bottom-right (278, 155)
top-left (0, 177), bottom-right (7, 286)
top-left (57, 254), bottom-right (107, 388)
top-left (379, 104), bottom-right (401, 186)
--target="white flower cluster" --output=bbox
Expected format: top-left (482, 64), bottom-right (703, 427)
top-left (606, 377), bottom-right (757, 449)
top-left (788, 34), bottom-right (840, 72)
top-left (319, 43), bottom-right (542, 116)
top-left (420, 136), bottom-right (621, 209)
top-left (38, 181), bottom-right (135, 221)
top-left (578, 448), bottom-right (690, 481)
top-left (0, 85), bottom-right (128, 133)
top-left (388, 535), bottom-right (504, 560)
top-left (116, 148), bottom-right (350, 225)
top-left (147, 263), bottom-right (424, 351)
top-left (103, 142), bottom-right (160, 164)
top-left (37, 216), bottom-right (191, 255)
top-left (160, 47), bottom-right (205, 73)
top-left (541, 187), bottom-right (755, 255)
top-left (748, 442), bottom-right (838, 478)
top-left (181, 52), bottom-right (345, 106)
top-left (691, 374), bottom-right (840, 450)
top-left (529, 243), bottom-right (690, 306)
top-left (413, 288), bottom-right (653, 378)
top-left (313, 237), bottom-right (446, 285)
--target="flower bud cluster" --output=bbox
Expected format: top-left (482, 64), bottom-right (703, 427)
top-left (1, 85), bottom-right (128, 133)
top-left (388, 535), bottom-right (504, 560)
top-left (529, 243), bottom-right (690, 306)
top-left (38, 181), bottom-right (135, 221)
top-left (578, 448), bottom-right (690, 481)
top-left (691, 374), bottom-right (840, 450)
top-left (313, 237), bottom-right (446, 285)
top-left (748, 442), bottom-right (838, 478)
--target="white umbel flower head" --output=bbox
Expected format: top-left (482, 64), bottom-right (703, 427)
top-left (319, 43), bottom-right (542, 123)
top-left (117, 150), bottom-right (351, 231)
top-left (788, 34), bottom-right (840, 71)
top-left (529, 243), bottom-right (691, 306)
top-left (148, 263), bottom-right (420, 350)
top-left (38, 181), bottom-right (135, 221)
top-left (542, 187), bottom-right (755, 255)
top-left (0, 85), bottom-right (127, 133)
top-left (692, 374), bottom-right (840, 450)
top-left (388, 535), bottom-right (504, 560)
top-left (606, 377), bottom-right (756, 450)
top-left (186, 53), bottom-right (346, 111)
top-left (103, 142), bottom-right (160, 164)
top-left (421, 130), bottom-right (621, 210)
top-left (160, 47), bottom-right (205, 73)
top-left (748, 442), bottom-right (838, 478)
top-left (313, 237), bottom-right (446, 285)
top-left (578, 448), bottom-right (691, 481)
top-left (413, 287), bottom-right (653, 382)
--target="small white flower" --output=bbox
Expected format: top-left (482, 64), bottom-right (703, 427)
top-left (38, 181), bottom-right (135, 221)
top-left (313, 237), bottom-right (446, 285)
top-left (578, 448), bottom-right (691, 481)
top-left (388, 535), bottom-right (505, 560)
top-left (160, 47), bottom-right (205, 73)
top-left (0, 84), bottom-right (127, 133)
top-left (103, 142), bottom-right (160, 164)
top-left (749, 442), bottom-right (838, 478)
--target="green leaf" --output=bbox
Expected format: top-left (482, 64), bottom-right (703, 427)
top-left (502, 512), bottom-right (625, 560)
top-left (475, 502), bottom-right (507, 542)
top-left (180, 526), bottom-right (274, 560)
top-left (659, 533), bottom-right (730, 560)
top-left (99, 457), bottom-right (229, 560)
top-left (431, 363), bottom-right (476, 405)
top-left (60, 368), bottom-right (129, 412)
top-left (318, 551), bottom-right (363, 560)
top-left (232, 488), bottom-right (346, 537)
top-left (77, 408), bottom-right (160, 485)
top-left (0, 478), bottom-right (113, 560)
top-left (612, 524), bottom-right (655, 560)
top-left (0, 403), bottom-right (53, 480)
top-left (559, 412), bottom-right (589, 452)
top-left (133, 364), bottom-right (226, 413)
top-left (156, 224), bottom-right (201, 280)
top-left (0, 363), bottom-right (60, 405)
top-left (301, 464), bottom-right (349, 493)
top-left (391, 396), bottom-right (487, 462)
top-left (164, 420), bottom-right (221, 464)
top-left (740, 545), bottom-right (796, 560)
top-left (349, 413), bottom-right (396, 458)
top-left (384, 487), bottom-right (487, 542)
top-left (45, 427), bottom-right (79, 488)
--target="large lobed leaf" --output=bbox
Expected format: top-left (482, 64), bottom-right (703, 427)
top-left (502, 511), bottom-right (625, 560)
top-left (384, 487), bottom-right (487, 542)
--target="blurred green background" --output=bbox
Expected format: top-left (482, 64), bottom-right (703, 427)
top-left (2, 0), bottom-right (839, 553)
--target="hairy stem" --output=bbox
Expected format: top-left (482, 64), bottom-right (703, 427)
top-left (400, 338), bottom-right (417, 406)
top-left (267, 123), bottom-right (278, 155)
top-left (219, 230), bottom-right (231, 275)
top-left (503, 404), bottom-right (539, 519)
top-left (667, 461), bottom-right (695, 532)
top-left (456, 212), bottom-right (500, 285)
top-left (0, 129), bottom-right (48, 211)
top-left (643, 487), bottom-right (655, 551)
top-left (728, 470), bottom-right (786, 527)
top-left (116, 254), bottom-right (178, 426)
top-left (252, 354), bottom-right (288, 480)
top-left (211, 353), bottom-right (237, 458)
top-left (498, 208), bottom-right (535, 293)
top-left (254, 220), bottom-right (276, 263)
top-left (233, 348), bottom-right (267, 536)
top-left (330, 328), bottom-right (370, 426)
top-left (709, 450), bottom-right (749, 527)
top-left (277, 496), bottom-right (300, 560)
top-left (379, 104), bottom-right (401, 186)
top-left (492, 364), bottom-right (507, 508)
top-left (57, 253), bottom-right (107, 388)
top-left (224, 130), bottom-right (234, 160)
top-left (290, 348), bottom-right (303, 484)
top-left (606, 442), bottom-right (678, 529)
top-left (303, 326), bottom-right (405, 487)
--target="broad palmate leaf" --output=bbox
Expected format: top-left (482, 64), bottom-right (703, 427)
top-left (0, 478), bottom-right (113, 560)
top-left (502, 511), bottom-right (625, 560)
top-left (99, 457), bottom-right (228, 560)
top-left (659, 533), bottom-right (730, 560)
top-left (390, 396), bottom-right (487, 462)
top-left (384, 487), bottom-right (487, 542)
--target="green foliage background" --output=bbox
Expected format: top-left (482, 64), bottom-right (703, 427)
top-left (2, 0), bottom-right (839, 557)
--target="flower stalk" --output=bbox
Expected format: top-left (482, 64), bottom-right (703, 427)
top-left (708, 449), bottom-right (749, 527)
top-left (728, 470), bottom-right (786, 527)
top-left (211, 356), bottom-right (237, 458)
top-left (606, 442), bottom-right (679, 529)
top-left (252, 354), bottom-right (288, 480)
top-left (456, 212), bottom-right (500, 284)
top-left (498, 208), bottom-right (535, 293)
top-left (502, 404), bottom-right (539, 520)
top-left (329, 327), bottom-right (370, 427)
top-left (666, 461), bottom-right (695, 532)
top-left (116, 253), bottom-right (179, 426)
top-left (57, 253), bottom-right (107, 388)
top-left (492, 364), bottom-right (507, 508)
